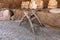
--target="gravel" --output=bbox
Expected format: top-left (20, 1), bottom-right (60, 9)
top-left (0, 20), bottom-right (60, 40)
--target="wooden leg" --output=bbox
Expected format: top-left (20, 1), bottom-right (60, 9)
top-left (32, 11), bottom-right (44, 27)
top-left (24, 11), bottom-right (35, 33)
top-left (19, 15), bottom-right (26, 25)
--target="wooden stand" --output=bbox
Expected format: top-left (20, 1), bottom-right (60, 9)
top-left (19, 9), bottom-right (44, 33)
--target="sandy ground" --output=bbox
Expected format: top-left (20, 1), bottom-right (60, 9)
top-left (0, 20), bottom-right (60, 40)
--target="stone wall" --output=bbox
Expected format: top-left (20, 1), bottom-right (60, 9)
top-left (0, 0), bottom-right (60, 9)
top-left (57, 0), bottom-right (60, 8)
top-left (0, 0), bottom-right (30, 9)
top-left (43, 0), bottom-right (60, 8)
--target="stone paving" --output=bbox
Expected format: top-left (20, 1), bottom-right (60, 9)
top-left (0, 20), bottom-right (60, 40)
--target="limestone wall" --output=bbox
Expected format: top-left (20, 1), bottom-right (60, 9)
top-left (0, 0), bottom-right (60, 9)
top-left (43, 0), bottom-right (60, 8)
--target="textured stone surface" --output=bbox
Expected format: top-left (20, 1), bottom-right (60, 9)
top-left (0, 0), bottom-right (60, 9)
top-left (0, 20), bottom-right (60, 40)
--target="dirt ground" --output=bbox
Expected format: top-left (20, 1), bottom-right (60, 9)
top-left (0, 20), bottom-right (60, 40)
